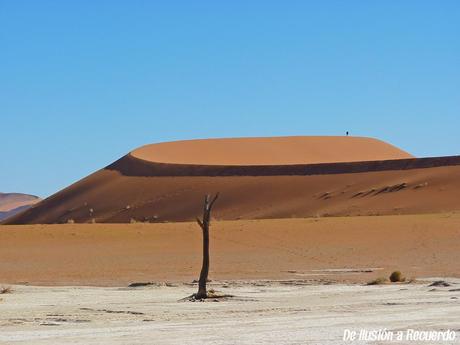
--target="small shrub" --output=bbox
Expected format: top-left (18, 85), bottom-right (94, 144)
top-left (0, 286), bottom-right (12, 294)
top-left (367, 277), bottom-right (387, 285)
top-left (389, 271), bottom-right (405, 282)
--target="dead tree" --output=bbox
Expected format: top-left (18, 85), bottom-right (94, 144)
top-left (195, 193), bottom-right (219, 299)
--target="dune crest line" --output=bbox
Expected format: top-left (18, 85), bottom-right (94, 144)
top-left (107, 154), bottom-right (460, 177)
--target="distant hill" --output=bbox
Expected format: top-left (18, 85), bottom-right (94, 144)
top-left (0, 193), bottom-right (41, 221)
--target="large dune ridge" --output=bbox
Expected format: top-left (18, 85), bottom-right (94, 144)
top-left (4, 136), bottom-right (460, 225)
top-left (131, 136), bottom-right (413, 165)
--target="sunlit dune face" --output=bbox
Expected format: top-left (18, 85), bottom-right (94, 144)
top-left (130, 136), bottom-right (413, 166)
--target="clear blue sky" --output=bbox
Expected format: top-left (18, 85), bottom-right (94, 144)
top-left (1, 1), bottom-right (459, 197)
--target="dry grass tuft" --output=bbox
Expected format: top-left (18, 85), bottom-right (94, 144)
top-left (367, 277), bottom-right (387, 285)
top-left (0, 286), bottom-right (12, 294)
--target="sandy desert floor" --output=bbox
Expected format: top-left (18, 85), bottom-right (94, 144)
top-left (0, 279), bottom-right (459, 345)
top-left (1, 214), bottom-right (460, 285)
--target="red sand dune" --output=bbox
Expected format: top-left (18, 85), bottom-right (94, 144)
top-left (4, 136), bottom-right (460, 225)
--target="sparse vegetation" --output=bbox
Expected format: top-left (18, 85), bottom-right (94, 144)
top-left (0, 286), bottom-right (12, 294)
top-left (389, 271), bottom-right (405, 282)
top-left (367, 277), bottom-right (387, 285)
top-left (429, 280), bottom-right (451, 287)
top-left (128, 282), bottom-right (154, 288)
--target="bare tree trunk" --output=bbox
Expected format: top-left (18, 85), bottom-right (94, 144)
top-left (195, 193), bottom-right (219, 299)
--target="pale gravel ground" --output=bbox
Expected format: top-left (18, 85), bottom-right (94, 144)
top-left (0, 279), bottom-right (459, 345)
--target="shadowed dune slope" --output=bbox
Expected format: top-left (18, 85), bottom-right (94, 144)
top-left (132, 136), bottom-right (413, 165)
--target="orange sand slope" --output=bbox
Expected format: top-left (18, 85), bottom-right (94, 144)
top-left (4, 136), bottom-right (460, 224)
top-left (132, 136), bottom-right (413, 165)
top-left (5, 164), bottom-right (460, 224)
top-left (1, 214), bottom-right (459, 286)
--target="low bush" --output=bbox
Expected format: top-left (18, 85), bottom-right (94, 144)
top-left (389, 271), bottom-right (405, 282)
